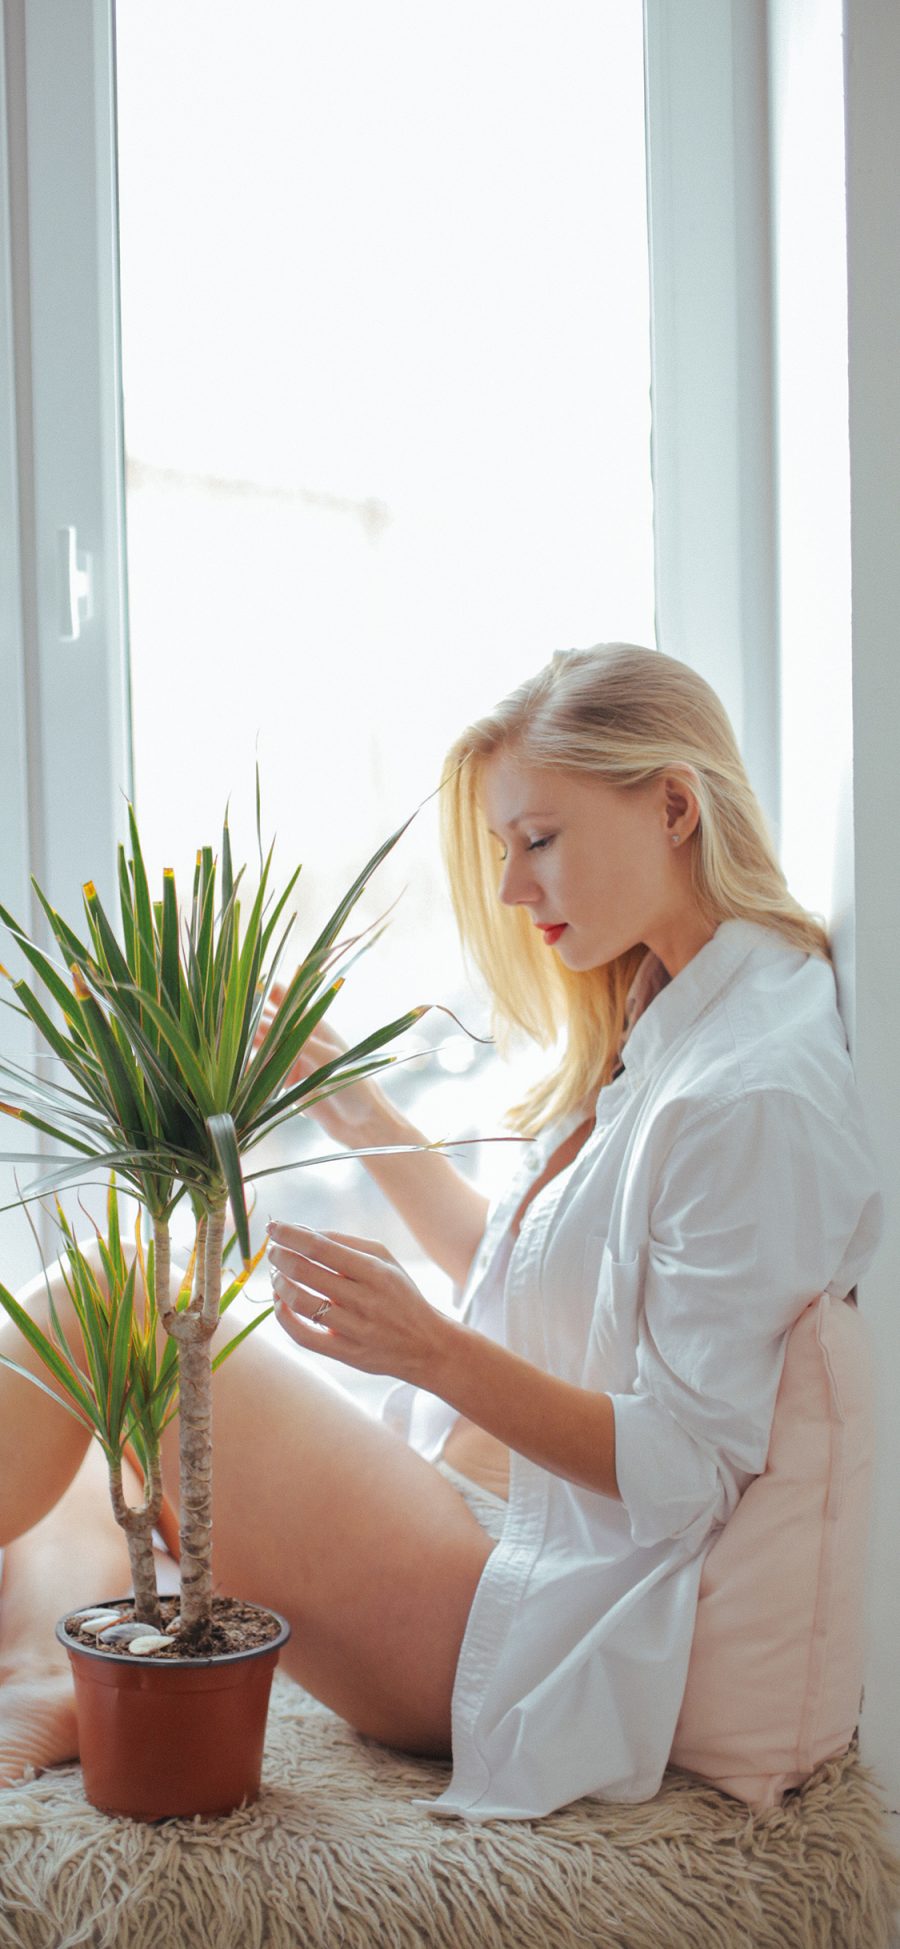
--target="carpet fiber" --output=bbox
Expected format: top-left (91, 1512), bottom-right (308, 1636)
top-left (1, 1674), bottom-right (899, 1949)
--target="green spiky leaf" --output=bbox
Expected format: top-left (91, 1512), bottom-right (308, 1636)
top-left (207, 1113), bottom-right (249, 1261)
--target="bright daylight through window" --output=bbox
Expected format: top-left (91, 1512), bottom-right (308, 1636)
top-left (114, 1), bottom-right (654, 1313)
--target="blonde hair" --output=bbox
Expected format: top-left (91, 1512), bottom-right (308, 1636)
top-left (440, 643), bottom-right (830, 1136)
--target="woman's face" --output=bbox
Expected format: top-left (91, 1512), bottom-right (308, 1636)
top-left (479, 749), bottom-right (712, 978)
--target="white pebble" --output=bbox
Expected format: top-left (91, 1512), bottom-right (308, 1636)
top-left (80, 1614), bottom-right (126, 1636)
top-left (127, 1634), bottom-right (171, 1655)
top-left (76, 1609), bottom-right (118, 1625)
top-left (165, 1616), bottom-right (182, 1636)
top-left (98, 1622), bottom-right (155, 1646)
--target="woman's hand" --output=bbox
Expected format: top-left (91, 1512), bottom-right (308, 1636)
top-left (266, 1221), bottom-right (451, 1383)
top-left (255, 984), bottom-right (393, 1146)
top-left (256, 987), bottom-right (490, 1291)
top-left (267, 1221), bottom-right (621, 1498)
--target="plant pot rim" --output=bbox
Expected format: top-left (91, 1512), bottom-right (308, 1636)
top-left (56, 1598), bottom-right (291, 1669)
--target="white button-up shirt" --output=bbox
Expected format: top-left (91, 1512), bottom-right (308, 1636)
top-left (382, 919), bottom-right (883, 1820)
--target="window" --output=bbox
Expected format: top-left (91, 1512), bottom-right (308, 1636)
top-left (113, 0), bottom-right (655, 1296)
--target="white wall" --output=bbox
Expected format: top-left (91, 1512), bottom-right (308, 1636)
top-left (770, 0), bottom-right (900, 1855)
top-left (842, 0), bottom-right (900, 1836)
top-left (647, 0), bottom-right (900, 1843)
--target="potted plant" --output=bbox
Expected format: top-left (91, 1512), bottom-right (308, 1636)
top-left (0, 798), bottom-right (428, 1818)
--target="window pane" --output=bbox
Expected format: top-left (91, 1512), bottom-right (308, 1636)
top-left (114, 0), bottom-right (653, 1307)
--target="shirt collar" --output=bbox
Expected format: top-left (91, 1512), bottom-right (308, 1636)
top-left (619, 918), bottom-right (786, 1087)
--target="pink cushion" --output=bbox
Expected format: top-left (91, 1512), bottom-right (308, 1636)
top-left (669, 1293), bottom-right (875, 1809)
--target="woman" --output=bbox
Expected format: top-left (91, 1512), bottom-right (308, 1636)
top-left (0, 644), bottom-right (882, 1817)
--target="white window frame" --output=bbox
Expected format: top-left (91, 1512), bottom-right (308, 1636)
top-left (1, 0), bottom-right (130, 1275)
top-left (643, 0), bottom-right (780, 838)
top-left (0, 0), bottom-right (36, 1281)
top-left (2, 0), bottom-right (130, 934)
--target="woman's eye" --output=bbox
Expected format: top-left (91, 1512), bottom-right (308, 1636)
top-left (497, 835), bottom-right (554, 864)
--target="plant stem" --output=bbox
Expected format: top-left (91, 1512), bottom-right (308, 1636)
top-left (192, 1214), bottom-right (208, 1310)
top-left (202, 1204), bottom-right (226, 1329)
top-left (153, 1216), bottom-right (171, 1324)
top-left (109, 1453), bottom-right (164, 1629)
top-left (175, 1318), bottom-right (215, 1629)
top-left (164, 1201), bottom-right (225, 1630)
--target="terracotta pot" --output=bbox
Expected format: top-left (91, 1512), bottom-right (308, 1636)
top-left (56, 1600), bottom-right (291, 1820)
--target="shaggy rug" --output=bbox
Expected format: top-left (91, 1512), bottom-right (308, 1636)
top-left (0, 1674), bottom-right (898, 1949)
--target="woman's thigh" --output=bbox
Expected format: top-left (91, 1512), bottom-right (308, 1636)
top-left (159, 1309), bottom-right (494, 1756)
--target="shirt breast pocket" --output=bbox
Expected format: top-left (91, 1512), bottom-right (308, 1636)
top-left (583, 1237), bottom-right (644, 1392)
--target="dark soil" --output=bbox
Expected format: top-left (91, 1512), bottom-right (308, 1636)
top-left (63, 1594), bottom-right (283, 1660)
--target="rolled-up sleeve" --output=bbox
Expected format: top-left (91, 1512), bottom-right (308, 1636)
top-left (608, 1087), bottom-right (882, 1553)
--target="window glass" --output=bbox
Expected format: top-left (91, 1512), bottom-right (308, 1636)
top-left (115, 0), bottom-right (654, 1311)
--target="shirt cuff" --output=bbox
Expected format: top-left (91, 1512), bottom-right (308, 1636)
top-left (610, 1390), bottom-right (731, 1553)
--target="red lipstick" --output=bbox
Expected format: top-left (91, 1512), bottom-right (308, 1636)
top-left (538, 924), bottom-right (566, 945)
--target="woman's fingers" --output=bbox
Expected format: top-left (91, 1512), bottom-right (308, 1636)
top-left (266, 1226), bottom-right (394, 1334)
top-left (319, 1230), bottom-right (394, 1261)
top-left (266, 1222), bottom-right (388, 1274)
top-left (270, 1267), bottom-right (339, 1323)
top-left (254, 982), bottom-right (349, 1058)
top-left (251, 1003), bottom-right (350, 1095)
top-left (273, 1297), bottom-right (345, 1359)
top-left (270, 1267), bottom-right (326, 1316)
top-left (274, 1029), bottom-right (349, 1083)
top-left (267, 1219), bottom-right (442, 1382)
top-left (268, 1242), bottom-right (347, 1307)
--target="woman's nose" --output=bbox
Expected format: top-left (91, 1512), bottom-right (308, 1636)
top-left (498, 855), bottom-right (537, 907)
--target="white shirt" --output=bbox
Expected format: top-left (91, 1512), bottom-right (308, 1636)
top-left (381, 919), bottom-right (884, 1820)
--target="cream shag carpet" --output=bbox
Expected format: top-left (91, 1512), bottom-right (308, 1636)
top-left (1, 1673), bottom-right (899, 1949)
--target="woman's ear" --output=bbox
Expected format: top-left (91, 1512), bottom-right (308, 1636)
top-left (662, 771), bottom-right (701, 838)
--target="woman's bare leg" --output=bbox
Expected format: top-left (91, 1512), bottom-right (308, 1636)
top-left (0, 1264), bottom-right (98, 1547)
top-left (0, 1444), bottom-right (139, 1786)
top-left (0, 1252), bottom-right (494, 1778)
top-left (155, 1304), bottom-right (495, 1753)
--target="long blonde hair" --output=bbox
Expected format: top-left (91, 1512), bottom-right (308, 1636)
top-left (440, 643), bottom-right (830, 1135)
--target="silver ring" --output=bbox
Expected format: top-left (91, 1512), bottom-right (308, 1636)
top-left (311, 1298), bottom-right (331, 1326)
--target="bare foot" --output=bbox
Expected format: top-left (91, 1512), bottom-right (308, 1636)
top-left (0, 1664), bottom-right (79, 1788)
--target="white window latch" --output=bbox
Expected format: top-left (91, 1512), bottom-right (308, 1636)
top-left (57, 525), bottom-right (94, 642)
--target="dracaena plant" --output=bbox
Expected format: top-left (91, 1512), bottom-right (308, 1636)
top-left (0, 798), bottom-right (428, 1629)
top-left (0, 1180), bottom-right (265, 1630)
